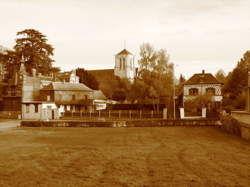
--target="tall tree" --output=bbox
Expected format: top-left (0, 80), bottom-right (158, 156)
top-left (215, 69), bottom-right (226, 84)
top-left (14, 29), bottom-right (54, 75)
top-left (138, 43), bottom-right (157, 71)
top-left (223, 50), bottom-right (250, 109)
top-left (127, 43), bottom-right (174, 111)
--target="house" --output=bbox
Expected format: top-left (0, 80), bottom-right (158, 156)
top-left (183, 70), bottom-right (223, 108)
top-left (40, 82), bottom-right (94, 116)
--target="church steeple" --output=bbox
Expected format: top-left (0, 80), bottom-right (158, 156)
top-left (114, 48), bottom-right (135, 81)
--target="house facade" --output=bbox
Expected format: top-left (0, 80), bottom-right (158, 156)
top-left (40, 82), bottom-right (94, 115)
top-left (183, 70), bottom-right (223, 107)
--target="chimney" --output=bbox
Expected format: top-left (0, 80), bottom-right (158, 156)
top-left (202, 70), bottom-right (205, 74)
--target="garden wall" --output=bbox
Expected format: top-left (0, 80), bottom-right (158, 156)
top-left (21, 119), bottom-right (220, 128)
top-left (220, 112), bottom-right (250, 141)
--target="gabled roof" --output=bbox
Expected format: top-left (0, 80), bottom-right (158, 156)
top-left (116, 49), bottom-right (133, 56)
top-left (41, 82), bottom-right (93, 92)
top-left (93, 90), bottom-right (107, 100)
top-left (184, 72), bottom-right (221, 85)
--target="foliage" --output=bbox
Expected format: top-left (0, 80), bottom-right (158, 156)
top-left (222, 50), bottom-right (250, 110)
top-left (1, 29), bottom-right (55, 79)
top-left (76, 68), bottom-right (99, 90)
top-left (179, 74), bottom-right (186, 85)
top-left (0, 50), bottom-right (19, 80)
top-left (128, 43), bottom-right (173, 111)
top-left (14, 29), bottom-right (54, 75)
top-left (215, 69), bottom-right (226, 84)
top-left (185, 95), bottom-right (212, 109)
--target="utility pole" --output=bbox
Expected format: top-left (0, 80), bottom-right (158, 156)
top-left (173, 64), bottom-right (176, 120)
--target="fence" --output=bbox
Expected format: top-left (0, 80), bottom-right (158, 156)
top-left (61, 110), bottom-right (164, 120)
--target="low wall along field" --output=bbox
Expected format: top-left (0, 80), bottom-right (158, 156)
top-left (21, 119), bottom-right (220, 128)
top-left (220, 113), bottom-right (250, 141)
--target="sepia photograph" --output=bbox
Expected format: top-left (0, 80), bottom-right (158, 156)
top-left (0, 0), bottom-right (249, 186)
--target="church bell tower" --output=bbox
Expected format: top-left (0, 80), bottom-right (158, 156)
top-left (114, 48), bottom-right (135, 81)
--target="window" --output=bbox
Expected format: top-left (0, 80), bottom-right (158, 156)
top-left (189, 88), bottom-right (199, 96)
top-left (85, 95), bottom-right (88, 100)
top-left (35, 104), bottom-right (39, 113)
top-left (72, 95), bottom-right (76, 100)
top-left (26, 104), bottom-right (29, 113)
top-left (206, 88), bottom-right (215, 95)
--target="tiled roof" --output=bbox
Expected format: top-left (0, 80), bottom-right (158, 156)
top-left (184, 72), bottom-right (220, 85)
top-left (116, 49), bottom-right (133, 56)
top-left (41, 82), bottom-right (93, 92)
top-left (93, 90), bottom-right (107, 100)
top-left (88, 69), bottom-right (117, 98)
top-left (88, 69), bottom-right (115, 81)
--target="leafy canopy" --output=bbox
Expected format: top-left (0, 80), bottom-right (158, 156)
top-left (14, 29), bottom-right (54, 75)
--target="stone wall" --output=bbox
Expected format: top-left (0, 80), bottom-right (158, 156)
top-left (21, 119), bottom-right (220, 127)
top-left (220, 112), bottom-right (250, 141)
top-left (0, 111), bottom-right (21, 119)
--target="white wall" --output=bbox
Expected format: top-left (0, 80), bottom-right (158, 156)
top-left (114, 54), bottom-right (135, 80)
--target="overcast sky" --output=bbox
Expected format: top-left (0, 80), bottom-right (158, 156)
top-left (1, 0), bottom-right (250, 78)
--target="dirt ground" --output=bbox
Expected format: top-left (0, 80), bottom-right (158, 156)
top-left (0, 122), bottom-right (249, 187)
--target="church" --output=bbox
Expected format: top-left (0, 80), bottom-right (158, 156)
top-left (88, 48), bottom-right (137, 98)
top-left (89, 48), bottom-right (136, 80)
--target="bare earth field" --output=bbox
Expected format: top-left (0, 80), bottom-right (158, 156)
top-left (0, 123), bottom-right (249, 187)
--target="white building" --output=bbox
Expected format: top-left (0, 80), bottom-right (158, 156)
top-left (183, 70), bottom-right (223, 106)
top-left (114, 49), bottom-right (136, 80)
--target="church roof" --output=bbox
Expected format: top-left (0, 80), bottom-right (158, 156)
top-left (88, 69), bottom-right (115, 81)
top-left (116, 49), bottom-right (133, 56)
top-left (88, 69), bottom-right (118, 98)
top-left (184, 71), bottom-right (221, 85)
top-left (41, 82), bottom-right (93, 92)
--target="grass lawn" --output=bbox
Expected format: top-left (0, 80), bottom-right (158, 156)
top-left (0, 126), bottom-right (249, 187)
